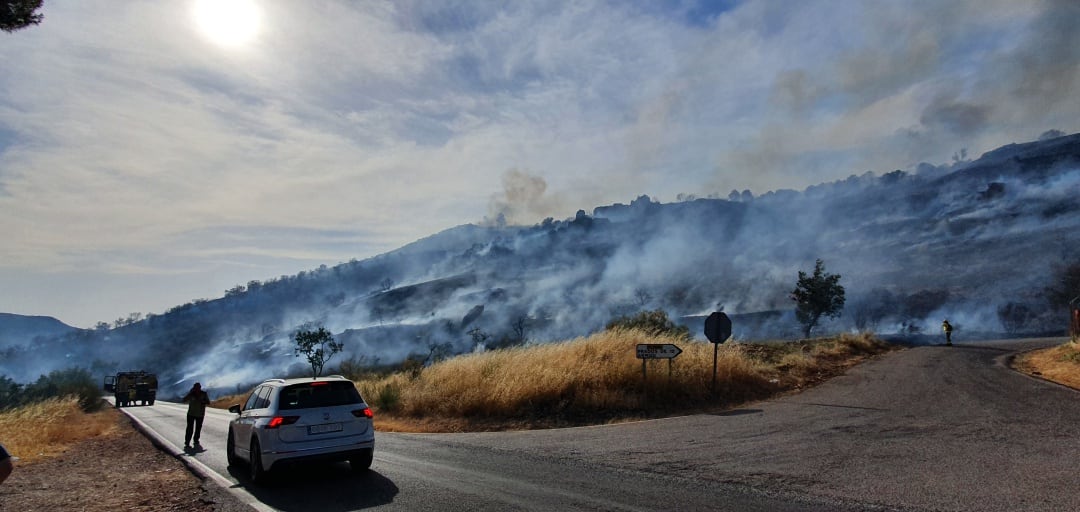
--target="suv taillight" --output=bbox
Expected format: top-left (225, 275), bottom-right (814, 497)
top-left (351, 408), bottom-right (374, 419)
top-left (266, 416), bottom-right (300, 429)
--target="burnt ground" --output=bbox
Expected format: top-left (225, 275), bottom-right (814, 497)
top-left (0, 411), bottom-right (251, 512)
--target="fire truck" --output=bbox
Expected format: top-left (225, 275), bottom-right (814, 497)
top-left (104, 371), bottom-right (157, 407)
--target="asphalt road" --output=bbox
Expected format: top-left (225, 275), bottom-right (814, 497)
top-left (119, 338), bottom-right (1079, 512)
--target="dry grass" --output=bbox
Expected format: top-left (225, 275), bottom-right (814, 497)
top-left (207, 331), bottom-right (893, 432)
top-left (0, 397), bottom-right (118, 464)
top-left (210, 394), bottom-right (245, 410)
top-left (1014, 341), bottom-right (1080, 390)
top-left (355, 329), bottom-right (892, 432)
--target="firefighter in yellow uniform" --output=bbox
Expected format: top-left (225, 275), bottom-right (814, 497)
top-left (942, 319), bottom-right (953, 346)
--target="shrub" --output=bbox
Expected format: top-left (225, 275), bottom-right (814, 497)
top-left (4, 368), bottom-right (102, 413)
top-left (606, 309), bottom-right (690, 339)
top-left (376, 384), bottom-right (402, 412)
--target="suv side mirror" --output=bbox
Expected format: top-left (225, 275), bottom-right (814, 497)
top-left (228, 404), bottom-right (241, 414)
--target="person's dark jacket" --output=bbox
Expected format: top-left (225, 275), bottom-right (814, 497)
top-left (183, 389), bottom-right (210, 417)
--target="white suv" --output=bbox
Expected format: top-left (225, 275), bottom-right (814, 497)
top-left (226, 376), bottom-right (375, 483)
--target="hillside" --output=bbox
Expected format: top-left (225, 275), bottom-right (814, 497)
top-left (1, 133), bottom-right (1078, 396)
top-left (0, 313), bottom-right (76, 350)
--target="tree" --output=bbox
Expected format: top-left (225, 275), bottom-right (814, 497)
top-left (634, 287), bottom-right (652, 307)
top-left (791, 259), bottom-right (846, 338)
top-left (1, 0), bottom-right (43, 32)
top-left (424, 340), bottom-right (454, 365)
top-left (293, 326), bottom-right (344, 379)
top-left (467, 327), bottom-right (490, 351)
top-left (225, 284), bottom-right (246, 297)
top-left (511, 315), bottom-right (530, 344)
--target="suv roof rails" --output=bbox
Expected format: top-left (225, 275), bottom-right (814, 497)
top-left (325, 375), bottom-right (346, 379)
top-left (261, 378), bottom-right (286, 384)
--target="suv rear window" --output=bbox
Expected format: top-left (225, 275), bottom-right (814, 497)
top-left (279, 381), bottom-right (363, 410)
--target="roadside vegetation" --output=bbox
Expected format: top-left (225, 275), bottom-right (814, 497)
top-left (215, 322), bottom-right (894, 432)
top-left (1, 368), bottom-right (103, 413)
top-left (365, 330), bottom-right (892, 432)
top-left (0, 367), bottom-right (116, 464)
top-left (0, 397), bottom-right (117, 464)
top-left (1013, 340), bottom-right (1080, 390)
top-left (365, 329), bottom-right (891, 432)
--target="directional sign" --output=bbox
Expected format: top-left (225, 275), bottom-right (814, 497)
top-left (704, 311), bottom-right (732, 344)
top-left (636, 344), bottom-right (683, 359)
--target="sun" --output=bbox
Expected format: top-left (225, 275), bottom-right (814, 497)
top-left (192, 0), bottom-right (261, 47)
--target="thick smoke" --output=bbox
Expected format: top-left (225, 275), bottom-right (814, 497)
top-left (3, 134), bottom-right (1079, 397)
top-left (722, 0), bottom-right (1080, 192)
top-left (486, 169), bottom-right (557, 226)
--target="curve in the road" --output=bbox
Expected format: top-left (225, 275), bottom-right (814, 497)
top-left (116, 338), bottom-right (1080, 512)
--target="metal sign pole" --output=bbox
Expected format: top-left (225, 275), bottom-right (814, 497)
top-left (712, 342), bottom-right (718, 395)
top-left (642, 358), bottom-right (647, 392)
top-left (704, 311), bottom-right (732, 398)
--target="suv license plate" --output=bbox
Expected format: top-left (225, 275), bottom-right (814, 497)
top-left (309, 423), bottom-right (343, 435)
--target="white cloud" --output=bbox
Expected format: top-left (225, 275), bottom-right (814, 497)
top-left (0, 0), bottom-right (1077, 326)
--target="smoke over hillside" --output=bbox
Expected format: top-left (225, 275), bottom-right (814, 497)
top-left (2, 133), bottom-right (1078, 397)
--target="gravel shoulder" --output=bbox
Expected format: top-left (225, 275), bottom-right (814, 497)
top-left (0, 409), bottom-right (251, 512)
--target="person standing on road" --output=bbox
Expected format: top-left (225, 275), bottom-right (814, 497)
top-left (0, 441), bottom-right (13, 485)
top-left (942, 319), bottom-right (953, 346)
top-left (182, 382), bottom-right (211, 450)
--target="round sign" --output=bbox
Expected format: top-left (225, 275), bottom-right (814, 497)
top-left (704, 311), bottom-right (732, 344)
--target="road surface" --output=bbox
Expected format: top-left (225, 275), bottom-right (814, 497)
top-left (119, 338), bottom-right (1079, 512)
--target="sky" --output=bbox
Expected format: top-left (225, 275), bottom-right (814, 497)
top-left (1, 0), bottom-right (1078, 328)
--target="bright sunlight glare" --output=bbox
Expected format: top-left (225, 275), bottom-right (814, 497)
top-left (192, 0), bottom-right (261, 47)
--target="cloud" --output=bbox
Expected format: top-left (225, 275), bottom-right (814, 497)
top-left (0, 0), bottom-right (1078, 326)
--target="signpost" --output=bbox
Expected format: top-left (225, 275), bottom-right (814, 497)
top-left (635, 344), bottom-right (683, 388)
top-left (704, 311), bottom-right (732, 394)
top-left (635, 344), bottom-right (683, 359)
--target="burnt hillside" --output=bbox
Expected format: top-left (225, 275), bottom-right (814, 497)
top-left (2, 133), bottom-right (1078, 396)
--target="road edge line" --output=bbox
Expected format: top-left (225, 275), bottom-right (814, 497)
top-left (998, 348), bottom-right (1080, 393)
top-left (118, 407), bottom-right (276, 512)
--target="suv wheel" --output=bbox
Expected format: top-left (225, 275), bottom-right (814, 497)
top-left (249, 438), bottom-right (267, 484)
top-left (350, 448), bottom-right (373, 472)
top-left (226, 429), bottom-right (239, 467)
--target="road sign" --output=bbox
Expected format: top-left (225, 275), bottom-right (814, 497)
top-left (704, 311), bottom-right (733, 395)
top-left (636, 344), bottom-right (683, 359)
top-left (704, 311), bottom-right (732, 344)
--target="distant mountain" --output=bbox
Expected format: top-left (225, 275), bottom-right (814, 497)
top-left (0, 313), bottom-right (77, 349)
top-left (2, 133), bottom-right (1078, 396)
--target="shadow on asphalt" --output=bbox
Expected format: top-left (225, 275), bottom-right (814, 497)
top-left (228, 462), bottom-right (398, 511)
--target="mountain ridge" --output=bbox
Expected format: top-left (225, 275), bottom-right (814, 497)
top-left (2, 133), bottom-right (1078, 396)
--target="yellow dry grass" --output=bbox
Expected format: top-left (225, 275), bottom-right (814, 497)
top-left (1015, 341), bottom-right (1080, 390)
top-left (355, 329), bottom-right (891, 431)
top-left (0, 397), bottom-right (118, 464)
top-left (208, 330), bottom-right (892, 432)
